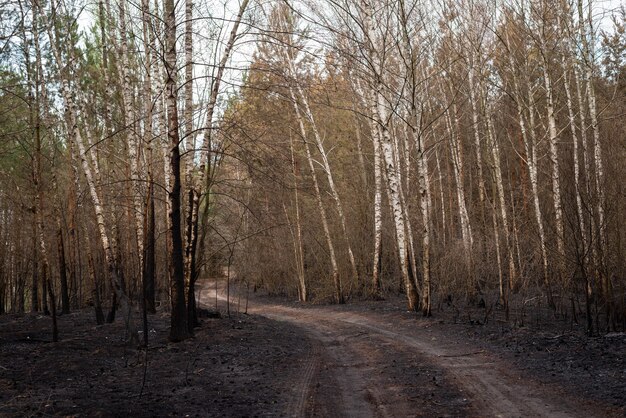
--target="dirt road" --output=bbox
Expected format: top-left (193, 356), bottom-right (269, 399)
top-left (198, 281), bottom-right (613, 417)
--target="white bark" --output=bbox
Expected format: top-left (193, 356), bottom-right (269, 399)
top-left (562, 52), bottom-right (587, 260)
top-left (118, 0), bottom-right (145, 267)
top-left (375, 90), bottom-right (416, 310)
top-left (442, 93), bottom-right (473, 258)
top-left (435, 146), bottom-right (447, 246)
top-left (46, 0), bottom-right (135, 336)
top-left (289, 75), bottom-right (359, 285)
top-left (485, 98), bottom-right (517, 290)
top-left (578, 0), bottom-right (606, 269)
top-left (415, 123), bottom-right (432, 315)
top-left (468, 64), bottom-right (486, 210)
top-left (505, 29), bottom-right (550, 290)
top-left (184, 0), bottom-right (195, 173)
top-left (540, 44), bottom-right (566, 276)
top-left (361, 0), bottom-right (417, 310)
top-left (370, 115), bottom-right (383, 295)
top-left (288, 85), bottom-right (342, 303)
top-left (289, 135), bottom-right (306, 302)
top-left (398, 124), bottom-right (420, 298)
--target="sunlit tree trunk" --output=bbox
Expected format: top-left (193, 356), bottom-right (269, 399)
top-left (289, 86), bottom-right (343, 303)
top-left (397, 124), bottom-right (420, 302)
top-left (505, 29), bottom-right (550, 297)
top-left (562, 49), bottom-right (587, 268)
top-left (375, 95), bottom-right (418, 311)
top-left (370, 115), bottom-right (383, 297)
top-left (468, 64), bottom-right (487, 221)
top-left (362, 0), bottom-right (418, 311)
top-left (442, 94), bottom-right (473, 262)
top-left (287, 60), bottom-right (359, 287)
top-left (118, 0), bottom-right (145, 271)
top-left (577, 0), bottom-right (608, 322)
top-left (288, 135), bottom-right (306, 302)
top-left (539, 32), bottom-right (566, 281)
top-left (396, 6), bottom-right (431, 311)
top-left (354, 80), bottom-right (382, 296)
top-left (415, 123), bottom-right (432, 316)
top-left (435, 146), bottom-right (447, 246)
top-left (48, 23), bottom-right (136, 339)
top-left (183, 0), bottom-right (198, 309)
top-left (485, 98), bottom-right (517, 293)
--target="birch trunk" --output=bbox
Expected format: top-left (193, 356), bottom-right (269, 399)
top-left (47, 0), bottom-right (138, 338)
top-left (396, 24), bottom-right (431, 312)
top-left (286, 57), bottom-right (359, 286)
top-left (353, 79), bottom-right (382, 296)
top-left (578, 0), bottom-right (608, 317)
top-left (183, 0), bottom-right (198, 300)
top-left (289, 135), bottom-right (306, 302)
top-left (468, 64), bottom-right (487, 218)
top-left (505, 30), bottom-right (550, 295)
top-left (353, 110), bottom-right (369, 190)
top-left (485, 100), bottom-right (517, 292)
top-left (375, 91), bottom-right (418, 310)
top-left (442, 94), bottom-right (473, 262)
top-left (435, 146), bottom-right (447, 246)
top-left (370, 116), bottom-right (383, 296)
top-left (540, 46), bottom-right (566, 280)
top-left (362, 0), bottom-right (418, 311)
top-left (562, 53), bottom-right (587, 263)
top-left (415, 123), bottom-right (432, 316)
top-left (289, 86), bottom-right (343, 303)
top-left (118, 0), bottom-right (145, 269)
top-left (397, 124), bottom-right (420, 301)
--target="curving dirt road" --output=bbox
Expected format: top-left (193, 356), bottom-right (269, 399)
top-left (198, 281), bottom-right (611, 417)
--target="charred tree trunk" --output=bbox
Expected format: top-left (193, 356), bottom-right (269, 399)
top-left (57, 226), bottom-right (70, 314)
top-left (144, 185), bottom-right (156, 314)
top-left (164, 0), bottom-right (190, 342)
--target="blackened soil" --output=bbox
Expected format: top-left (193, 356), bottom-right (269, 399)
top-left (0, 309), bottom-right (310, 417)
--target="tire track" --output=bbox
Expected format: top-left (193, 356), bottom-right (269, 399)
top-left (285, 336), bottom-right (320, 417)
top-left (198, 280), bottom-right (606, 417)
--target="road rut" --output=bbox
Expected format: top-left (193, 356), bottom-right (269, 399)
top-left (199, 281), bottom-right (608, 417)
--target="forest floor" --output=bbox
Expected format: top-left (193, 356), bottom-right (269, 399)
top-left (0, 279), bottom-right (624, 417)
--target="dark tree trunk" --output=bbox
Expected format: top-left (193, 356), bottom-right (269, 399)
top-left (0, 276), bottom-right (5, 315)
top-left (57, 227), bottom-right (70, 314)
top-left (44, 266), bottom-right (58, 342)
top-left (141, 184), bottom-right (155, 346)
top-left (42, 271), bottom-right (49, 315)
top-left (68, 196), bottom-right (79, 310)
top-left (165, 0), bottom-right (190, 342)
top-left (141, 185), bottom-right (152, 346)
top-left (144, 184), bottom-right (156, 314)
top-left (187, 195), bottom-right (199, 332)
top-left (89, 252), bottom-right (105, 325)
top-left (32, 235), bottom-right (39, 312)
top-left (17, 270), bottom-right (25, 312)
top-left (106, 291), bottom-right (117, 324)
